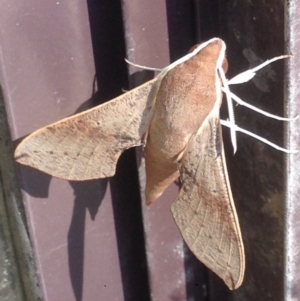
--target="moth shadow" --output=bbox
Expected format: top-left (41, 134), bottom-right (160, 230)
top-left (17, 164), bottom-right (108, 301)
top-left (15, 87), bottom-right (111, 301)
top-left (17, 165), bottom-right (52, 198)
top-left (67, 179), bottom-right (108, 301)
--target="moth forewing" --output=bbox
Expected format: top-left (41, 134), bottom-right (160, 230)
top-left (14, 79), bottom-right (156, 180)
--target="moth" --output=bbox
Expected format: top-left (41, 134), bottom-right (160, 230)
top-left (15, 38), bottom-right (291, 290)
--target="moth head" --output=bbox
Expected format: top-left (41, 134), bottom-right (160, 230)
top-left (188, 42), bottom-right (228, 74)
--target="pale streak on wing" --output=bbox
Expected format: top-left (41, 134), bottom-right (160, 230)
top-left (171, 112), bottom-right (245, 290)
top-left (15, 79), bottom-right (156, 180)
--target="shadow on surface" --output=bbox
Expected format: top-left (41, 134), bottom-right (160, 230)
top-left (68, 179), bottom-right (108, 301)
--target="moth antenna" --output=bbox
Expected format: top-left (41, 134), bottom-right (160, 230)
top-left (218, 67), bottom-right (237, 153)
top-left (228, 55), bottom-right (291, 85)
top-left (220, 120), bottom-right (298, 154)
top-left (220, 54), bottom-right (291, 153)
top-left (222, 88), bottom-right (298, 121)
top-left (124, 58), bottom-right (163, 72)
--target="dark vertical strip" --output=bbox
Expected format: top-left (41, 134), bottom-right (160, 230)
top-left (110, 149), bottom-right (151, 301)
top-left (86, 0), bottom-right (128, 102)
top-left (194, 0), bottom-right (221, 42)
top-left (85, 1), bottom-right (151, 300)
top-left (165, 0), bottom-right (196, 61)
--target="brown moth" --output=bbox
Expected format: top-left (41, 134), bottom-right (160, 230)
top-left (15, 38), bottom-right (245, 289)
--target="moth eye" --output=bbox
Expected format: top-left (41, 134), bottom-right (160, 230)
top-left (64, 152), bottom-right (68, 155)
top-left (222, 57), bottom-right (229, 73)
top-left (49, 151), bottom-right (54, 155)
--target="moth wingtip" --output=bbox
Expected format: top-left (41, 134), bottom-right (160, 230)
top-left (145, 197), bottom-right (154, 206)
top-left (145, 191), bottom-right (161, 205)
top-left (14, 149), bottom-right (30, 160)
top-left (225, 272), bottom-right (244, 290)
